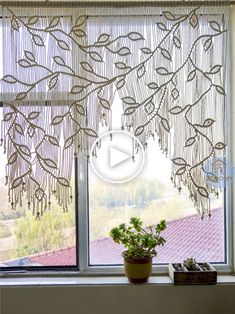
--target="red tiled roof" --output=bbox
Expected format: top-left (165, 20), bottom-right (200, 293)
top-left (30, 247), bottom-right (77, 266)
top-left (29, 207), bottom-right (224, 266)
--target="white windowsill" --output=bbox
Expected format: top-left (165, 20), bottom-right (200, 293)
top-left (0, 275), bottom-right (235, 287)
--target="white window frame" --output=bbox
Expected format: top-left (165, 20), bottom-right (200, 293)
top-left (77, 146), bottom-right (233, 275)
top-left (76, 6), bottom-right (234, 275)
top-left (0, 3), bottom-right (234, 277)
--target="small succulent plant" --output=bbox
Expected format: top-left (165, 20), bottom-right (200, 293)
top-left (183, 257), bottom-right (198, 271)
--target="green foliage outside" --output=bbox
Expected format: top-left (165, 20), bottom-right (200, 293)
top-left (13, 208), bottom-right (75, 258)
top-left (89, 178), bottom-right (165, 208)
top-left (0, 177), bottom-right (197, 261)
top-left (0, 223), bottom-right (11, 238)
top-left (0, 185), bottom-right (25, 220)
top-left (89, 188), bottom-right (195, 240)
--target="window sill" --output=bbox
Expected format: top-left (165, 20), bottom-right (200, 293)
top-left (0, 275), bottom-right (235, 287)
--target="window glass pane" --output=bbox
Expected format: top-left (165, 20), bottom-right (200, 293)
top-left (88, 94), bottom-right (225, 265)
top-left (0, 108), bottom-right (77, 268)
top-left (0, 17), bottom-right (79, 268)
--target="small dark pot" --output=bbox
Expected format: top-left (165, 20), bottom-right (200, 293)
top-left (124, 255), bottom-right (152, 284)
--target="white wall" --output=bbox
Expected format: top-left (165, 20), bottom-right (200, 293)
top-left (1, 285), bottom-right (235, 314)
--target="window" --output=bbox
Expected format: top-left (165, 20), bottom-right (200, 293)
top-left (88, 94), bottom-right (227, 267)
top-left (0, 4), bottom-right (232, 274)
top-left (0, 94), bottom-right (229, 271)
top-left (0, 15), bottom-right (79, 268)
top-left (0, 107), bottom-right (78, 269)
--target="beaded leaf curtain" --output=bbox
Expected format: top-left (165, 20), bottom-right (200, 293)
top-left (0, 5), bottom-right (228, 217)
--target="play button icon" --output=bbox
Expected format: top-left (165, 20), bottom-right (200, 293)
top-left (109, 146), bottom-right (131, 168)
top-left (90, 130), bottom-right (145, 183)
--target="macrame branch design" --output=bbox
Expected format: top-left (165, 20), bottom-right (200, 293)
top-left (0, 6), bottom-right (227, 217)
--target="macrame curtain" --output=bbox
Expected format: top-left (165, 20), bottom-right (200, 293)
top-left (0, 4), bottom-right (228, 217)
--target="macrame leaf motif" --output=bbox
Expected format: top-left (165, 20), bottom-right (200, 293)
top-left (209, 21), bottom-right (221, 32)
top-left (187, 70), bottom-right (196, 82)
top-left (75, 103), bottom-right (86, 116)
top-left (28, 16), bottom-right (39, 25)
top-left (89, 51), bottom-right (103, 62)
top-left (156, 67), bottom-right (171, 75)
top-left (48, 74), bottom-right (59, 90)
top-left (53, 56), bottom-right (66, 66)
top-left (11, 15), bottom-right (20, 31)
top-left (116, 79), bottom-right (126, 89)
top-left (32, 34), bottom-right (44, 46)
top-left (75, 15), bottom-right (87, 27)
top-left (81, 62), bottom-right (94, 73)
top-left (0, 6), bottom-right (227, 218)
top-left (204, 37), bottom-right (213, 51)
top-left (156, 22), bottom-right (167, 31)
top-left (173, 36), bottom-right (181, 48)
top-left (147, 82), bottom-right (158, 90)
top-left (27, 111), bottom-right (40, 120)
top-left (2, 75), bottom-right (18, 83)
top-left (3, 112), bottom-right (14, 121)
top-left (83, 128), bottom-right (98, 138)
top-left (124, 107), bottom-right (136, 115)
top-left (51, 115), bottom-right (64, 125)
top-left (48, 136), bottom-right (60, 146)
top-left (175, 167), bottom-right (186, 176)
top-left (189, 13), bottom-right (198, 28)
top-left (185, 137), bottom-right (196, 147)
top-left (215, 85), bottom-right (226, 95)
top-left (203, 119), bottom-right (215, 127)
top-left (141, 47), bottom-right (152, 54)
top-left (163, 11), bottom-right (176, 21)
top-left (172, 158), bottom-right (189, 167)
top-left (169, 106), bottom-right (184, 115)
top-left (96, 33), bottom-right (110, 44)
top-left (209, 65), bottom-right (222, 74)
top-left (15, 92), bottom-right (28, 101)
top-left (58, 40), bottom-right (70, 51)
top-left (8, 152), bottom-right (18, 165)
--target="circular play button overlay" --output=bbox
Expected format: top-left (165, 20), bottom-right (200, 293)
top-left (90, 130), bottom-right (145, 183)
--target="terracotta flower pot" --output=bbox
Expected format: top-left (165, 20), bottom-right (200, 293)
top-left (124, 255), bottom-right (153, 284)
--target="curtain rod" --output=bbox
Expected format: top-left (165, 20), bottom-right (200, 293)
top-left (0, 1), bottom-right (233, 8)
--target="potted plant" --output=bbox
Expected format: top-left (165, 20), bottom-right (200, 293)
top-left (109, 217), bottom-right (166, 283)
top-left (169, 257), bottom-right (217, 285)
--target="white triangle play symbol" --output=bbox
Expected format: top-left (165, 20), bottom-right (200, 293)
top-left (109, 146), bottom-right (131, 168)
